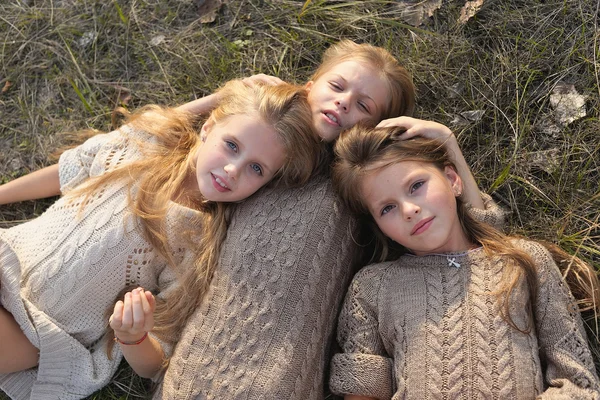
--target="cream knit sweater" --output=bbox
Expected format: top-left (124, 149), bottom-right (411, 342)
top-left (0, 126), bottom-right (193, 399)
top-left (155, 179), bottom-right (506, 399)
top-left (330, 240), bottom-right (599, 399)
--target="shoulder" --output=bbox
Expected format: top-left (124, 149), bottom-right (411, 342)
top-left (509, 238), bottom-right (553, 261)
top-left (351, 261), bottom-right (399, 290)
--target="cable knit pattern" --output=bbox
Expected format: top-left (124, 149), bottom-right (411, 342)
top-left (156, 175), bottom-right (357, 400)
top-left (156, 181), bottom-right (505, 399)
top-left (0, 126), bottom-right (191, 400)
top-left (330, 240), bottom-right (600, 400)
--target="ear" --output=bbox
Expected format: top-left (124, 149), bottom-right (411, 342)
top-left (444, 166), bottom-right (463, 197)
top-left (200, 116), bottom-right (216, 140)
top-left (305, 80), bottom-right (314, 92)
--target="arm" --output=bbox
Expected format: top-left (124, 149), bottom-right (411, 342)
top-left (0, 164), bottom-right (60, 205)
top-left (529, 242), bottom-right (600, 398)
top-left (176, 93), bottom-right (220, 115)
top-left (177, 74), bottom-right (284, 115)
top-left (109, 288), bottom-right (165, 379)
top-left (329, 268), bottom-right (394, 400)
top-left (376, 117), bottom-right (485, 209)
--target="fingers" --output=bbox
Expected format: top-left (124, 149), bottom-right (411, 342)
top-left (376, 116), bottom-right (413, 129)
top-left (110, 288), bottom-right (155, 337)
top-left (376, 116), bottom-right (453, 141)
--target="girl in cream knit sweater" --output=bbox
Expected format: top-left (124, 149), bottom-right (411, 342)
top-left (0, 80), bottom-right (321, 400)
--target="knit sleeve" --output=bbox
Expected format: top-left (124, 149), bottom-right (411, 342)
top-left (330, 266), bottom-right (394, 400)
top-left (525, 241), bottom-right (600, 399)
top-left (58, 125), bottom-right (148, 194)
top-left (466, 192), bottom-right (507, 231)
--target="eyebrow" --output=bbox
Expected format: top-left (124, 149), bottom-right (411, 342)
top-left (227, 133), bottom-right (276, 176)
top-left (366, 170), bottom-right (417, 214)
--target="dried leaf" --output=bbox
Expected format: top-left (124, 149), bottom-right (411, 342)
top-left (150, 35), bottom-right (166, 46)
top-left (2, 81), bottom-right (12, 94)
top-left (522, 148), bottom-right (560, 174)
top-left (450, 109), bottom-right (484, 126)
top-left (446, 82), bottom-right (464, 99)
top-left (397, 0), bottom-right (442, 27)
top-left (457, 0), bottom-right (484, 26)
top-left (549, 83), bottom-right (587, 126)
top-left (198, 0), bottom-right (226, 24)
top-left (78, 31), bottom-right (96, 48)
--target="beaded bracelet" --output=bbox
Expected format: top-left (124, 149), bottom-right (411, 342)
top-left (114, 332), bottom-right (148, 345)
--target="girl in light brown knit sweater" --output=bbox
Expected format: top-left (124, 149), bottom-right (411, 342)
top-left (331, 122), bottom-right (600, 399)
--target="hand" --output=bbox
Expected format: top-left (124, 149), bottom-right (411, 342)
top-left (376, 116), bottom-right (454, 142)
top-left (109, 288), bottom-right (156, 343)
top-left (241, 73), bottom-right (285, 87)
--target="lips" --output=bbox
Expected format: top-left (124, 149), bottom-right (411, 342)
top-left (211, 173), bottom-right (231, 193)
top-left (322, 110), bottom-right (341, 127)
top-left (411, 216), bottom-right (434, 235)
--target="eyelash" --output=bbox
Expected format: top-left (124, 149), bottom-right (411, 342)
top-left (226, 141), bottom-right (238, 152)
top-left (330, 82), bottom-right (370, 113)
top-left (251, 164), bottom-right (263, 176)
top-left (381, 204), bottom-right (395, 216)
top-left (330, 82), bottom-right (342, 91)
top-left (410, 181), bottom-right (424, 193)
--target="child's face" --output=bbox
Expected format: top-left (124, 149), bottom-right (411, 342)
top-left (360, 160), bottom-right (471, 256)
top-left (193, 113), bottom-right (286, 202)
top-left (305, 60), bottom-right (390, 142)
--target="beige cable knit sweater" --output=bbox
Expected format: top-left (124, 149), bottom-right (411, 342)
top-left (0, 126), bottom-right (191, 400)
top-left (330, 240), bottom-right (599, 399)
top-left (155, 179), bottom-right (506, 399)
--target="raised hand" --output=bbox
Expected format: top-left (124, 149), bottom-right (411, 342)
top-left (376, 116), bottom-right (454, 141)
top-left (109, 287), bottom-right (155, 344)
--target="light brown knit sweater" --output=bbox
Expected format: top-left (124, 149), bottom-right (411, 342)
top-left (155, 178), bottom-right (506, 399)
top-left (330, 240), bottom-right (599, 399)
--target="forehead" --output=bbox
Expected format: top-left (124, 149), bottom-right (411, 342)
top-left (360, 160), bottom-right (439, 200)
top-left (322, 60), bottom-right (390, 104)
top-left (214, 114), bottom-right (285, 161)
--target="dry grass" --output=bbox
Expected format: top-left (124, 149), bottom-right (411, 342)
top-left (1, 0), bottom-right (599, 398)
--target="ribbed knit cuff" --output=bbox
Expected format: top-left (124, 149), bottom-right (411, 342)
top-left (467, 192), bottom-right (507, 231)
top-left (330, 353), bottom-right (394, 400)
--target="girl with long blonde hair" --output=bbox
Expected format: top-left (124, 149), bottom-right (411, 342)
top-left (329, 123), bottom-right (600, 399)
top-left (0, 80), bottom-right (321, 399)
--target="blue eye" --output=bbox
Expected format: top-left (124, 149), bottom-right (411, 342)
top-left (381, 205), bottom-right (395, 216)
top-left (251, 164), bottom-right (263, 176)
top-left (410, 181), bottom-right (424, 193)
top-left (226, 141), bottom-right (238, 152)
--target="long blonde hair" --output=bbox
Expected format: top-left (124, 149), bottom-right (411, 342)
top-left (310, 40), bottom-right (416, 120)
top-left (70, 80), bottom-right (321, 351)
top-left (332, 124), bottom-right (600, 331)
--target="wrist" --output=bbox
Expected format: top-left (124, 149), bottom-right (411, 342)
top-left (114, 331), bottom-right (148, 345)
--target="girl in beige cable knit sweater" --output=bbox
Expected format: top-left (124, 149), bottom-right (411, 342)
top-left (0, 80), bottom-right (321, 400)
top-left (330, 123), bottom-right (600, 399)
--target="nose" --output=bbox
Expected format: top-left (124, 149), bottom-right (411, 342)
top-left (402, 202), bottom-right (420, 221)
top-left (334, 94), bottom-right (350, 112)
top-left (223, 163), bottom-right (239, 180)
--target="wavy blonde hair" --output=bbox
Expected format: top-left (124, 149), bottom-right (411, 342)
top-left (310, 39), bottom-right (416, 121)
top-left (332, 125), bottom-right (600, 331)
top-left (69, 80), bottom-right (321, 352)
